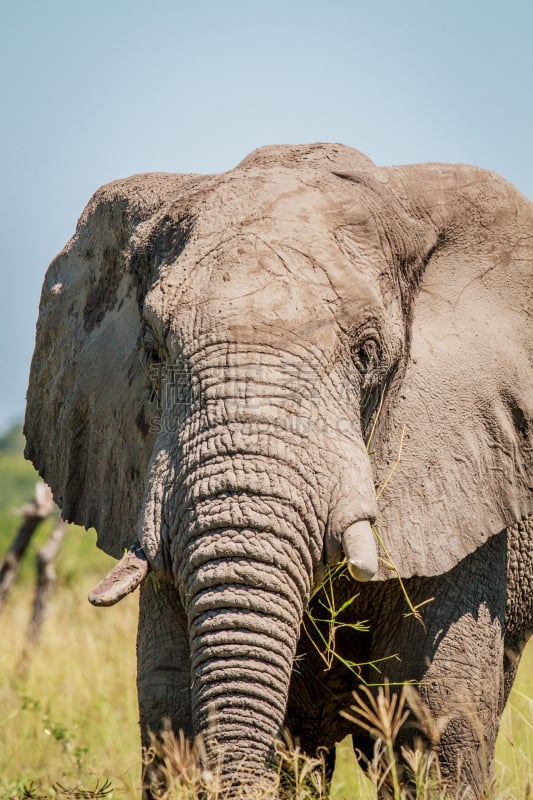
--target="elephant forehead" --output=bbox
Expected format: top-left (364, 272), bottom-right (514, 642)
top-left (143, 167), bottom-right (399, 348)
top-left (176, 162), bottom-right (383, 239)
top-left (147, 238), bottom-right (382, 359)
top-left (181, 168), bottom-right (331, 239)
top-left (154, 170), bottom-right (389, 294)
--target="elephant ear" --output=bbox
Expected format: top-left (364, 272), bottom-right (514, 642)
top-left (372, 164), bottom-right (532, 578)
top-left (24, 172), bottom-right (199, 559)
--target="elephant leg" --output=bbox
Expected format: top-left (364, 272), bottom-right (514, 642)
top-left (354, 532), bottom-right (507, 797)
top-left (137, 576), bottom-right (192, 796)
top-left (504, 516), bottom-right (532, 698)
top-left (417, 604), bottom-right (505, 794)
top-left (278, 659), bottom-right (339, 798)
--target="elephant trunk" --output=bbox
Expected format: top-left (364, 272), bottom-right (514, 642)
top-left (181, 522), bottom-right (306, 782)
top-left (172, 468), bottom-right (315, 782)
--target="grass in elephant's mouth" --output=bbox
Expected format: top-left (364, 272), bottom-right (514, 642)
top-left (301, 420), bottom-right (435, 686)
top-left (304, 560), bottom-right (380, 680)
top-left (303, 534), bottom-right (433, 686)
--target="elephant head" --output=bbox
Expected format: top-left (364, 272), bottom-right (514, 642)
top-left (24, 144), bottom-right (532, 786)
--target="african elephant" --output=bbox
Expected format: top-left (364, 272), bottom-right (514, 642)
top-left (24, 143), bottom-right (532, 797)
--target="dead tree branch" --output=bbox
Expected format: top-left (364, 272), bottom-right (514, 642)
top-left (0, 483), bottom-right (56, 610)
top-left (27, 519), bottom-right (68, 643)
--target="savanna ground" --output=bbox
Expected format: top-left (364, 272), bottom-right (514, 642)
top-left (0, 425), bottom-right (531, 799)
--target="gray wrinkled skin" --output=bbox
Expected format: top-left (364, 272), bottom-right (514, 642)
top-left (24, 144), bottom-right (532, 797)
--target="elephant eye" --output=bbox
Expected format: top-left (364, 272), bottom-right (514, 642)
top-left (143, 326), bottom-right (165, 366)
top-left (143, 330), bottom-right (166, 405)
top-left (145, 344), bottom-right (162, 365)
top-left (352, 337), bottom-right (380, 378)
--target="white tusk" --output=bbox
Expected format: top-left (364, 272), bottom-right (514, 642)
top-left (342, 520), bottom-right (378, 582)
top-left (88, 542), bottom-right (150, 606)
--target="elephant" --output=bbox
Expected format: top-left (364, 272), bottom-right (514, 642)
top-left (24, 143), bottom-right (532, 797)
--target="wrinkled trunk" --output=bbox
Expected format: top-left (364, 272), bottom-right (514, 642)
top-left (185, 528), bottom-right (305, 781)
top-left (173, 449), bottom-right (319, 783)
top-left (138, 343), bottom-right (376, 786)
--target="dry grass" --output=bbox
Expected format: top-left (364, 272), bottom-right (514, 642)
top-left (138, 675), bottom-right (533, 800)
top-left (0, 565), bottom-right (531, 799)
top-left (0, 573), bottom-right (140, 799)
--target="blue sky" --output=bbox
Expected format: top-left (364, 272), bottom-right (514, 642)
top-left (1, 0), bottom-right (532, 431)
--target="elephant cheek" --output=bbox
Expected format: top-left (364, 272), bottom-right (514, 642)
top-left (137, 444), bottom-right (178, 580)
